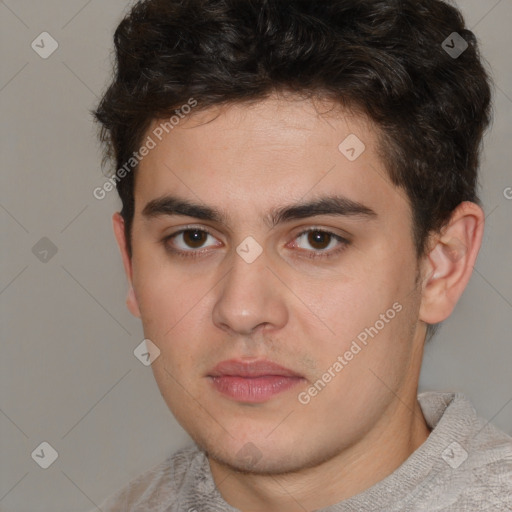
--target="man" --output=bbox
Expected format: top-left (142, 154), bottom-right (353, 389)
top-left (92, 0), bottom-right (511, 510)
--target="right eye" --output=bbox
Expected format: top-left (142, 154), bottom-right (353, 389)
top-left (164, 228), bottom-right (222, 255)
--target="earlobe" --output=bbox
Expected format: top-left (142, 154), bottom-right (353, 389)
top-left (419, 202), bottom-right (484, 325)
top-left (126, 284), bottom-right (141, 318)
top-left (112, 212), bottom-right (141, 318)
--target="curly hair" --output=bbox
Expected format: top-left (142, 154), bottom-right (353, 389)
top-left (94, 0), bottom-right (492, 259)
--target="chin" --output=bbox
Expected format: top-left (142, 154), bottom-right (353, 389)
top-left (200, 434), bottom-right (333, 476)
top-left (207, 448), bottom-right (304, 475)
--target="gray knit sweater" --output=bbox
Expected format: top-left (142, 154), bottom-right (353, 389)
top-left (94, 392), bottom-right (512, 511)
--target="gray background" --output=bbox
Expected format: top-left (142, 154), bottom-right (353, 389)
top-left (0, 1), bottom-right (511, 510)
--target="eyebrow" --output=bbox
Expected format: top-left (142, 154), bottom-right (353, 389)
top-left (142, 195), bottom-right (377, 228)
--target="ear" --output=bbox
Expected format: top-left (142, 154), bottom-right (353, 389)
top-left (419, 201), bottom-right (484, 324)
top-left (112, 212), bottom-right (141, 318)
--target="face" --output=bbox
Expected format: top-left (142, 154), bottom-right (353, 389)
top-left (120, 96), bottom-right (429, 474)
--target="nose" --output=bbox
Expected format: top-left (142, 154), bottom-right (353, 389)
top-left (212, 248), bottom-right (289, 336)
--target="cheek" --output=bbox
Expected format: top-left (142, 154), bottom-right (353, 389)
top-left (293, 267), bottom-right (405, 344)
top-left (132, 252), bottom-right (208, 336)
top-left (294, 250), bottom-right (419, 375)
top-left (132, 259), bottom-right (217, 383)
top-left (298, 291), bottom-right (420, 436)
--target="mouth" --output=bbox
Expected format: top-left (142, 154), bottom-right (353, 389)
top-left (206, 359), bottom-right (305, 403)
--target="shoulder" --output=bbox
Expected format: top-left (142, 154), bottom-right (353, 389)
top-left (418, 392), bottom-right (512, 510)
top-left (461, 410), bottom-right (512, 508)
top-left (94, 445), bottom-right (206, 512)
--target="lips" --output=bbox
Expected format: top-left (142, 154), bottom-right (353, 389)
top-left (207, 359), bottom-right (305, 403)
top-left (209, 359), bottom-right (302, 378)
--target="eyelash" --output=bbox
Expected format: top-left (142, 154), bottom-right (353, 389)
top-left (162, 227), bottom-right (218, 259)
top-left (288, 229), bottom-right (349, 260)
top-left (162, 227), bottom-right (350, 260)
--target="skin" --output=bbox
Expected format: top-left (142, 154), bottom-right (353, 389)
top-left (113, 95), bottom-right (484, 511)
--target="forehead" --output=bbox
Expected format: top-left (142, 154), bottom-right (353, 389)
top-left (134, 96), bottom-right (410, 225)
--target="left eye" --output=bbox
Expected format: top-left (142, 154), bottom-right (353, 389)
top-left (294, 230), bottom-right (345, 252)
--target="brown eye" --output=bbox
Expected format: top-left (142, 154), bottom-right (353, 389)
top-left (292, 229), bottom-right (349, 259)
top-left (182, 229), bottom-right (208, 248)
top-left (307, 231), bottom-right (332, 250)
top-left (166, 228), bottom-right (220, 253)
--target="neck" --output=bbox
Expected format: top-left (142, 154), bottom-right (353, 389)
top-left (209, 397), bottom-right (431, 512)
